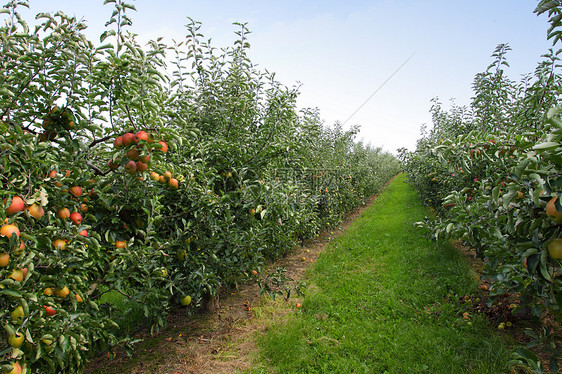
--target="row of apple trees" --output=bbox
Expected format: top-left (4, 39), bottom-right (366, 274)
top-left (0, 1), bottom-right (400, 373)
top-left (400, 2), bottom-right (561, 371)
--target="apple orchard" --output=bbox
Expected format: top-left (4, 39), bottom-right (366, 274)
top-left (0, 1), bottom-right (400, 372)
top-left (400, 2), bottom-right (562, 369)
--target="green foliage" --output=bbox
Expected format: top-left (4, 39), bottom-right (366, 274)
top-left (401, 9), bottom-right (562, 369)
top-left (0, 1), bottom-right (400, 372)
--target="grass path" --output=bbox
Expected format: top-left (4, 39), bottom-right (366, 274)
top-left (86, 174), bottom-right (519, 374)
top-left (246, 174), bottom-right (516, 373)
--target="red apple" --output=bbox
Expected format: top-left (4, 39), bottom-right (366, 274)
top-left (124, 160), bottom-right (137, 174)
top-left (168, 178), bottom-right (179, 189)
top-left (126, 147), bottom-right (140, 161)
top-left (69, 186), bottom-right (82, 197)
top-left (57, 207), bottom-right (70, 220)
top-left (70, 212), bottom-right (82, 225)
top-left (9, 268), bottom-right (23, 282)
top-left (53, 239), bottom-right (66, 250)
top-left (158, 140), bottom-right (168, 153)
top-left (0, 252), bottom-right (9, 267)
top-left (135, 130), bottom-right (149, 142)
top-left (139, 154), bottom-right (150, 164)
top-left (113, 136), bottom-right (123, 148)
top-left (44, 305), bottom-right (56, 316)
top-left (107, 159), bottom-right (119, 170)
top-left (26, 203), bottom-right (45, 219)
top-left (136, 161), bottom-right (148, 172)
top-left (0, 224), bottom-right (20, 238)
top-left (6, 361), bottom-right (21, 374)
top-left (122, 132), bottom-right (136, 146)
top-left (4, 196), bottom-right (25, 215)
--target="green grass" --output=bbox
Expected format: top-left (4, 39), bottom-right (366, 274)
top-left (97, 289), bottom-right (147, 336)
top-left (248, 174), bottom-right (517, 374)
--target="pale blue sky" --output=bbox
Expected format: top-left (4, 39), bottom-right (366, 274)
top-left (23, 1), bottom-right (555, 152)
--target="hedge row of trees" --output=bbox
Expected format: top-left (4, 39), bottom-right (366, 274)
top-left (400, 2), bottom-right (561, 371)
top-left (0, 1), bottom-right (400, 372)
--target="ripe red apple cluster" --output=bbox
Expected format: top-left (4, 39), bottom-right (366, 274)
top-left (2, 177), bottom-right (90, 260)
top-left (3, 196), bottom-right (45, 220)
top-left (109, 130), bottom-right (168, 175)
top-left (1, 196), bottom-right (45, 265)
top-left (1, 175), bottom-right (91, 349)
top-left (54, 184), bottom-right (91, 243)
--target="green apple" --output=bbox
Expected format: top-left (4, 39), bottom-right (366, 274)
top-left (180, 295), bottom-right (192, 306)
top-left (8, 333), bottom-right (24, 348)
top-left (11, 306), bottom-right (24, 320)
top-left (42, 338), bottom-right (54, 353)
